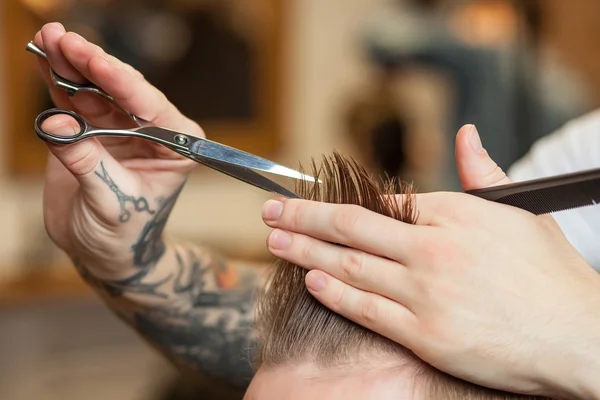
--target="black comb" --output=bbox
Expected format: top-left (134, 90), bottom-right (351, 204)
top-left (466, 167), bottom-right (600, 215)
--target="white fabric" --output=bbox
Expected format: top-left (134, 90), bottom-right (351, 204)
top-left (508, 109), bottom-right (600, 270)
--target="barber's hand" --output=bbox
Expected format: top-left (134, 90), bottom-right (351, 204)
top-left (261, 125), bottom-right (600, 399)
top-left (34, 23), bottom-right (203, 278)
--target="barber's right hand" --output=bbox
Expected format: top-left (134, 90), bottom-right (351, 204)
top-left (34, 23), bottom-right (203, 279)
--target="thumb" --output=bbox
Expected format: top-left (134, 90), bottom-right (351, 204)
top-left (41, 114), bottom-right (128, 200)
top-left (455, 124), bottom-right (512, 191)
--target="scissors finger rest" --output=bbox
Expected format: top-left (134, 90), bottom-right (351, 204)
top-left (34, 109), bottom-right (197, 151)
top-left (34, 108), bottom-right (92, 145)
top-left (34, 108), bottom-right (146, 145)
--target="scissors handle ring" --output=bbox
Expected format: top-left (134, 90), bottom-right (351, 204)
top-left (34, 109), bottom-right (89, 145)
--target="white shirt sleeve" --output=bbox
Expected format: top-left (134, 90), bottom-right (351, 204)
top-left (507, 109), bottom-right (600, 270)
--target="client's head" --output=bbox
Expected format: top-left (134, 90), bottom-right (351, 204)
top-left (245, 152), bottom-right (550, 400)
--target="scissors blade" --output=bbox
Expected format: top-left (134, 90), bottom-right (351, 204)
top-left (193, 156), bottom-right (302, 199)
top-left (189, 136), bottom-right (321, 183)
top-left (27, 40), bottom-right (318, 183)
top-left (133, 125), bottom-right (319, 183)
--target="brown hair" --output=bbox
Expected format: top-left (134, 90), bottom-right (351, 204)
top-left (255, 152), bottom-right (551, 400)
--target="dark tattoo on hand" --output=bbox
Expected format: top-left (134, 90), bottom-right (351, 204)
top-left (131, 183), bottom-right (184, 268)
top-left (74, 176), bottom-right (260, 392)
top-left (95, 161), bottom-right (155, 222)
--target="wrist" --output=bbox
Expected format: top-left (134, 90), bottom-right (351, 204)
top-left (536, 311), bottom-right (600, 399)
top-left (67, 236), bottom-right (171, 282)
top-left (562, 332), bottom-right (600, 400)
top-left (545, 346), bottom-right (600, 400)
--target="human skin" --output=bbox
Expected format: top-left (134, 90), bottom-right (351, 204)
top-left (32, 22), bottom-right (265, 397)
top-left (243, 360), bottom-right (420, 400)
top-left (33, 20), bottom-right (600, 400)
top-left (261, 125), bottom-right (600, 400)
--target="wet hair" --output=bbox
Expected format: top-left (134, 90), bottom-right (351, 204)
top-left (254, 151), bottom-right (552, 400)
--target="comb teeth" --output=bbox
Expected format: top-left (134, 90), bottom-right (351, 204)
top-left (494, 179), bottom-right (600, 215)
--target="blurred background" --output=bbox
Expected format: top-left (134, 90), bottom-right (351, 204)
top-left (1, 0), bottom-right (600, 398)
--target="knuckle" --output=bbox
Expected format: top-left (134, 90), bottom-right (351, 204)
top-left (412, 233), bottom-right (438, 253)
top-left (330, 284), bottom-right (347, 312)
top-left (360, 296), bottom-right (379, 328)
top-left (332, 205), bottom-right (361, 238)
top-left (439, 203), bottom-right (462, 222)
top-left (124, 63), bottom-right (145, 80)
top-left (416, 234), bottom-right (455, 263)
top-left (64, 142), bottom-right (99, 176)
top-left (435, 195), bottom-right (476, 223)
top-left (431, 241), bottom-right (456, 264)
top-left (480, 163), bottom-right (505, 185)
top-left (147, 96), bottom-right (170, 124)
top-left (299, 239), bottom-right (314, 264)
top-left (413, 275), bottom-right (436, 303)
top-left (340, 250), bottom-right (366, 283)
top-left (289, 201), bottom-right (306, 229)
top-left (424, 195), bottom-right (460, 224)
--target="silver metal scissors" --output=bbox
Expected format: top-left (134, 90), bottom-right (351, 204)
top-left (26, 41), bottom-right (319, 198)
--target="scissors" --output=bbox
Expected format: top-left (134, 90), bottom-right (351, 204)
top-left (26, 41), bottom-right (319, 199)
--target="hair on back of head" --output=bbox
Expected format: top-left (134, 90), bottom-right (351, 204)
top-left (254, 151), bottom-right (552, 400)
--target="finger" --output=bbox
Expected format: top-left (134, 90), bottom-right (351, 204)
top-left (455, 124), bottom-right (512, 190)
top-left (33, 30), bottom-right (73, 110)
top-left (41, 114), bottom-right (131, 202)
top-left (454, 126), bottom-right (558, 225)
top-left (40, 23), bottom-right (87, 83)
top-left (262, 198), bottom-right (430, 261)
top-left (58, 32), bottom-right (202, 135)
top-left (305, 270), bottom-right (420, 349)
top-left (60, 32), bottom-right (144, 81)
top-left (37, 25), bottom-right (117, 122)
top-left (267, 229), bottom-right (416, 305)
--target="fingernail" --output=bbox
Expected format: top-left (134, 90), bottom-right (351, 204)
top-left (468, 125), bottom-right (484, 153)
top-left (262, 199), bottom-right (283, 221)
top-left (306, 271), bottom-right (327, 292)
top-left (269, 229), bottom-right (291, 250)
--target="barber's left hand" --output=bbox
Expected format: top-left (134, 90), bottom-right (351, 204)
top-left (260, 125), bottom-right (600, 400)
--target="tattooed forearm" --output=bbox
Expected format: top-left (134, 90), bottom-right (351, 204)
top-left (73, 163), bottom-right (265, 393)
top-left (74, 246), bottom-right (260, 391)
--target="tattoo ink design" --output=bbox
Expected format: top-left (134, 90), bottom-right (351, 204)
top-left (95, 161), bottom-right (155, 223)
top-left (131, 182), bottom-right (184, 268)
top-left (74, 257), bottom-right (172, 298)
top-left (130, 247), bottom-right (258, 389)
top-left (73, 248), bottom-right (259, 391)
top-left (73, 180), bottom-right (260, 393)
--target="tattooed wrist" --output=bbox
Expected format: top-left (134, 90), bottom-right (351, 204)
top-left (74, 160), bottom-right (185, 278)
top-left (70, 161), bottom-right (262, 389)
